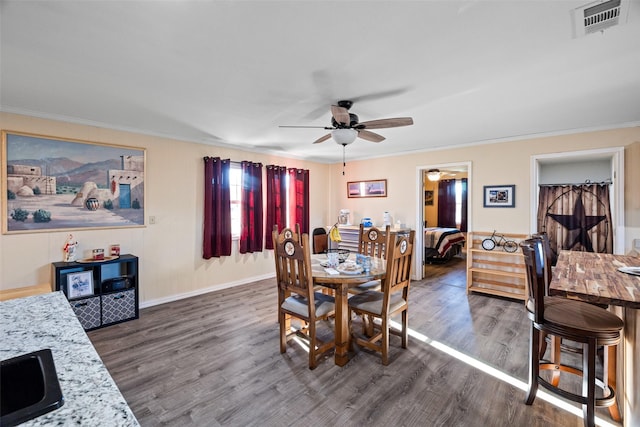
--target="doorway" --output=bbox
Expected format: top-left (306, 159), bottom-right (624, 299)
top-left (530, 147), bottom-right (624, 254)
top-left (414, 161), bottom-right (472, 280)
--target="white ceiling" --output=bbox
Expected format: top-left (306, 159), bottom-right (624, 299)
top-left (1, 0), bottom-right (639, 164)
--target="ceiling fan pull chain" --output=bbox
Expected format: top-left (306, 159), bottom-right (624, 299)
top-left (342, 144), bottom-right (346, 175)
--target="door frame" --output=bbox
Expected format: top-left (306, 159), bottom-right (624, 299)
top-left (414, 161), bottom-right (472, 280)
top-left (530, 147), bottom-right (625, 254)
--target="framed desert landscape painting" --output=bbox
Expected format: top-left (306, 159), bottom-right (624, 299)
top-left (2, 131), bottom-right (146, 234)
top-left (347, 179), bottom-right (387, 198)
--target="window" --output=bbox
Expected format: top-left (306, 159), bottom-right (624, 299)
top-left (230, 163), bottom-right (242, 239)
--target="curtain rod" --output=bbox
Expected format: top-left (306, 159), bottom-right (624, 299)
top-left (203, 157), bottom-right (258, 166)
top-left (539, 179), bottom-right (612, 187)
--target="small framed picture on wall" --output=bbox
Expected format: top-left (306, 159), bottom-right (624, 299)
top-left (483, 185), bottom-right (515, 208)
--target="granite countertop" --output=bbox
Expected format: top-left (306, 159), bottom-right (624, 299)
top-left (0, 291), bottom-right (139, 426)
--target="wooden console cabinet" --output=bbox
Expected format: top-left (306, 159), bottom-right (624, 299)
top-left (52, 254), bottom-right (139, 330)
top-left (466, 231), bottom-right (528, 302)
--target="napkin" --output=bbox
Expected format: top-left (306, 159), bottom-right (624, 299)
top-left (324, 268), bottom-right (339, 275)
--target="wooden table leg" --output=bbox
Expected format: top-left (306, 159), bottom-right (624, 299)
top-left (333, 284), bottom-right (350, 366)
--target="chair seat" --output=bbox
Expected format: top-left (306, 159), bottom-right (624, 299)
top-left (348, 279), bottom-right (381, 294)
top-left (543, 298), bottom-right (623, 334)
top-left (348, 290), bottom-right (406, 315)
top-left (282, 292), bottom-right (335, 318)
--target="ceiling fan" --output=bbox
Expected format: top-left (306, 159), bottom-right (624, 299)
top-left (280, 100), bottom-right (414, 145)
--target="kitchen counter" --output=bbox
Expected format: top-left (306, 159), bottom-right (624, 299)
top-left (0, 291), bottom-right (139, 426)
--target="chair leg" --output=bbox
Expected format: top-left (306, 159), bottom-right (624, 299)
top-left (539, 331), bottom-right (548, 358)
top-left (582, 338), bottom-right (596, 427)
top-left (604, 345), bottom-right (622, 422)
top-left (279, 312), bottom-right (287, 353)
top-left (308, 320), bottom-right (317, 370)
top-left (525, 324), bottom-right (540, 405)
top-left (550, 335), bottom-right (561, 387)
top-left (401, 309), bottom-right (408, 349)
top-left (381, 317), bottom-right (390, 366)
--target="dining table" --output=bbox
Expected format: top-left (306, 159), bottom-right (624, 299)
top-left (549, 250), bottom-right (640, 427)
top-left (311, 253), bottom-right (386, 367)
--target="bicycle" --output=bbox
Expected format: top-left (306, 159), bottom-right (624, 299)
top-left (482, 230), bottom-right (518, 252)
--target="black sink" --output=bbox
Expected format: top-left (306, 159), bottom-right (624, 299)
top-left (1, 349), bottom-right (64, 426)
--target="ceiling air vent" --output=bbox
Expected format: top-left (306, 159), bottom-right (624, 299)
top-left (572, 0), bottom-right (630, 37)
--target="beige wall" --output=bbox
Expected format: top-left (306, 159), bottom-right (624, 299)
top-left (0, 113), bottom-right (332, 305)
top-left (329, 127), bottom-right (640, 250)
top-left (1, 112), bottom-right (638, 305)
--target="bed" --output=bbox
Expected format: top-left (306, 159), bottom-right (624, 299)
top-left (424, 227), bottom-right (466, 263)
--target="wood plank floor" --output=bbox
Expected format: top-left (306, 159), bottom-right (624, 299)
top-left (89, 256), bottom-right (621, 426)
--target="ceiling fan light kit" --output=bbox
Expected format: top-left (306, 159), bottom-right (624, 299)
top-left (331, 128), bottom-right (357, 145)
top-left (427, 169), bottom-right (441, 182)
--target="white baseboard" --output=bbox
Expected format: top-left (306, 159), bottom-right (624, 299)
top-left (139, 272), bottom-right (276, 309)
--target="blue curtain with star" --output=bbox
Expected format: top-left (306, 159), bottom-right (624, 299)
top-left (537, 184), bottom-right (613, 265)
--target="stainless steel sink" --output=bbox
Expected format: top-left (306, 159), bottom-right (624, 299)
top-left (1, 349), bottom-right (64, 426)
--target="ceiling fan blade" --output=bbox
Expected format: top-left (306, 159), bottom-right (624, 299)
top-left (357, 130), bottom-right (385, 143)
top-left (331, 105), bottom-right (351, 126)
top-left (279, 125), bottom-right (333, 129)
top-left (312, 133), bottom-right (332, 144)
top-left (356, 117), bottom-right (414, 129)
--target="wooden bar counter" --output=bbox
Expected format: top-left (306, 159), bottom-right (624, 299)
top-left (550, 250), bottom-right (640, 426)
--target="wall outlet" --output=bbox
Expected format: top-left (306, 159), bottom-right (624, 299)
top-left (149, 216), bottom-right (156, 225)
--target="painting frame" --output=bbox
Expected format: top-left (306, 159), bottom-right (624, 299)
top-left (424, 190), bottom-right (434, 206)
top-left (347, 179), bottom-right (387, 198)
top-left (67, 270), bottom-right (94, 299)
top-left (3, 130), bottom-right (146, 234)
top-left (483, 185), bottom-right (515, 208)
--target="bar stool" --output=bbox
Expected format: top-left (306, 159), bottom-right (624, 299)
top-left (521, 238), bottom-right (623, 427)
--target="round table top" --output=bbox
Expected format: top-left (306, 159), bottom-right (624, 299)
top-left (311, 253), bottom-right (385, 284)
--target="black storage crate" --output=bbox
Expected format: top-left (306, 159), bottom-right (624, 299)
top-left (52, 254), bottom-right (139, 330)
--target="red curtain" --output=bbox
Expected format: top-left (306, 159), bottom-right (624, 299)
top-left (264, 165), bottom-right (288, 249)
top-left (240, 161), bottom-right (263, 253)
top-left (437, 179), bottom-right (457, 227)
top-left (288, 168), bottom-right (310, 234)
top-left (203, 157), bottom-right (232, 258)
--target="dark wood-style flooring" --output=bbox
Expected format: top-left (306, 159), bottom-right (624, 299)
top-left (89, 255), bottom-right (620, 426)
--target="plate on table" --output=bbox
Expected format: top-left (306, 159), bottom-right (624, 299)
top-left (618, 266), bottom-right (640, 276)
top-left (337, 263), bottom-right (363, 275)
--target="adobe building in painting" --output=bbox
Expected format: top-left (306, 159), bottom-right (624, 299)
top-left (6, 164), bottom-right (56, 196)
top-left (7, 155), bottom-right (144, 210)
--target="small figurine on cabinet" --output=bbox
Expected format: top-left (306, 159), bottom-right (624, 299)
top-left (63, 234), bottom-right (78, 262)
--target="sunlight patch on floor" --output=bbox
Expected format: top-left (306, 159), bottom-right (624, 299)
top-left (390, 320), bottom-right (618, 427)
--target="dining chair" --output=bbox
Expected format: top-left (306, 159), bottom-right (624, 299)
top-left (348, 230), bottom-right (415, 365)
top-left (272, 228), bottom-right (335, 369)
top-left (357, 224), bottom-right (391, 259)
top-left (312, 227), bottom-right (328, 254)
top-left (349, 224), bottom-right (392, 295)
top-left (521, 237), bottom-right (623, 427)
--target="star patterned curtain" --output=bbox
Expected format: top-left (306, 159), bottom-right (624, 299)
top-left (537, 184), bottom-right (613, 265)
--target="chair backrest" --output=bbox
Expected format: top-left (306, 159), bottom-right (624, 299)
top-left (521, 237), bottom-right (546, 324)
top-left (312, 227), bottom-right (328, 254)
top-left (382, 230), bottom-right (415, 307)
top-left (532, 232), bottom-right (553, 295)
top-left (272, 228), bottom-right (316, 316)
top-left (358, 224), bottom-right (392, 259)
top-left (272, 224), bottom-right (301, 244)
